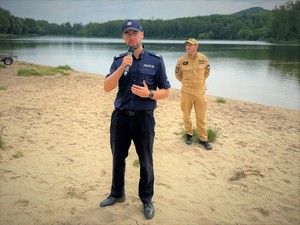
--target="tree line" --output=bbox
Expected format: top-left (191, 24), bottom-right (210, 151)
top-left (0, 0), bottom-right (299, 42)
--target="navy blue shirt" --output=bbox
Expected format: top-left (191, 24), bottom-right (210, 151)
top-left (107, 48), bottom-right (171, 111)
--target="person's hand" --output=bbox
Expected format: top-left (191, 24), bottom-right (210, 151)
top-left (131, 80), bottom-right (150, 98)
top-left (122, 55), bottom-right (133, 69)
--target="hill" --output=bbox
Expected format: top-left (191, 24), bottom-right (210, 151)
top-left (234, 7), bottom-right (269, 15)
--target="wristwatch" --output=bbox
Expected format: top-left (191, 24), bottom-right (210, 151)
top-left (149, 90), bottom-right (154, 99)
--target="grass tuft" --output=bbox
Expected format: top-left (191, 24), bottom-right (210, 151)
top-left (18, 68), bottom-right (42, 76)
top-left (133, 159), bottom-right (140, 167)
top-left (181, 127), bottom-right (220, 143)
top-left (17, 64), bottom-right (74, 77)
top-left (207, 127), bottom-right (220, 142)
top-left (0, 135), bottom-right (6, 150)
top-left (12, 150), bottom-right (24, 159)
top-left (216, 97), bottom-right (226, 103)
top-left (56, 65), bottom-right (73, 71)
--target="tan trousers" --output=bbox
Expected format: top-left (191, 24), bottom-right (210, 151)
top-left (180, 91), bottom-right (208, 141)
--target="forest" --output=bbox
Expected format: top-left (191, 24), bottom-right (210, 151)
top-left (0, 0), bottom-right (299, 42)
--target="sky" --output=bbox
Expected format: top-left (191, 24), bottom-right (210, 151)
top-left (0, 0), bottom-right (289, 24)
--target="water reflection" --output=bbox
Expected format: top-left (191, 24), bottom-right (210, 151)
top-left (0, 37), bottom-right (299, 110)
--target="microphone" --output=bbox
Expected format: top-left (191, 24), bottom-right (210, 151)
top-left (124, 47), bottom-right (133, 76)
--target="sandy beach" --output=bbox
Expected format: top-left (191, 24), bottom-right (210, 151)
top-left (0, 61), bottom-right (299, 225)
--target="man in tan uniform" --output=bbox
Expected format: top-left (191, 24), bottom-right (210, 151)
top-left (175, 38), bottom-right (212, 150)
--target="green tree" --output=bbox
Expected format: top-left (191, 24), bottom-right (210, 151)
top-left (267, 0), bottom-right (300, 41)
top-left (0, 8), bottom-right (11, 33)
top-left (0, 1), bottom-right (299, 43)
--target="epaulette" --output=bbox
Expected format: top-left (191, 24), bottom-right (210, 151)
top-left (149, 51), bottom-right (162, 59)
top-left (114, 52), bottom-right (127, 60)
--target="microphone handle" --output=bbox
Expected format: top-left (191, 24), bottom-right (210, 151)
top-left (124, 48), bottom-right (133, 76)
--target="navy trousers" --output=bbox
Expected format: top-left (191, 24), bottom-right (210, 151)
top-left (109, 109), bottom-right (155, 203)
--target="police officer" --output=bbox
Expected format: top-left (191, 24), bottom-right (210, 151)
top-left (175, 38), bottom-right (212, 150)
top-left (100, 19), bottom-right (171, 220)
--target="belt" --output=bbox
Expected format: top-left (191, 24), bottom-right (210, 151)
top-left (116, 109), bottom-right (153, 117)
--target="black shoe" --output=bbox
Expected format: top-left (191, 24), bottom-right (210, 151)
top-left (100, 195), bottom-right (125, 207)
top-left (199, 140), bottom-right (212, 150)
top-left (185, 134), bottom-right (193, 145)
top-left (143, 202), bottom-right (155, 219)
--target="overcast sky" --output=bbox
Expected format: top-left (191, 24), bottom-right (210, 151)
top-left (0, 0), bottom-right (289, 24)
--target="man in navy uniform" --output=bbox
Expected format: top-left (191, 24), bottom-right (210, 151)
top-left (100, 19), bottom-right (170, 220)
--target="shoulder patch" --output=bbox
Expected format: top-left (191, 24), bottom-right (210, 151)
top-left (149, 51), bottom-right (162, 59)
top-left (114, 52), bottom-right (127, 60)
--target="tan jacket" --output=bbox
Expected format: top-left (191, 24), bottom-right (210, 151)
top-left (175, 53), bottom-right (210, 95)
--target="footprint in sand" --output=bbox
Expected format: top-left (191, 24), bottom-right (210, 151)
top-left (13, 199), bottom-right (30, 208)
top-left (100, 169), bottom-right (106, 177)
top-left (65, 186), bottom-right (87, 200)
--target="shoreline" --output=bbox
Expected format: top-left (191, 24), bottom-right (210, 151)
top-left (0, 61), bottom-right (299, 225)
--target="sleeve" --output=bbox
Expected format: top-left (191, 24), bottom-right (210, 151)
top-left (105, 54), bottom-right (124, 79)
top-left (204, 56), bottom-right (210, 79)
top-left (175, 59), bottom-right (182, 82)
top-left (105, 62), bottom-right (116, 79)
top-left (156, 57), bottom-right (171, 89)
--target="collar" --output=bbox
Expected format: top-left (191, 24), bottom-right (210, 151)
top-left (134, 45), bottom-right (145, 60)
top-left (187, 52), bottom-right (198, 59)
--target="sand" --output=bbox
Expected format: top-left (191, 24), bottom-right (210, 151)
top-left (0, 61), bottom-right (299, 225)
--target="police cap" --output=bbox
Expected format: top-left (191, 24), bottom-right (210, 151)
top-left (122, 19), bottom-right (143, 33)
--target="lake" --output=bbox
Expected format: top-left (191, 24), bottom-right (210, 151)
top-left (1, 36), bottom-right (299, 110)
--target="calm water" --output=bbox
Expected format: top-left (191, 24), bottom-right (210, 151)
top-left (1, 36), bottom-right (299, 110)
